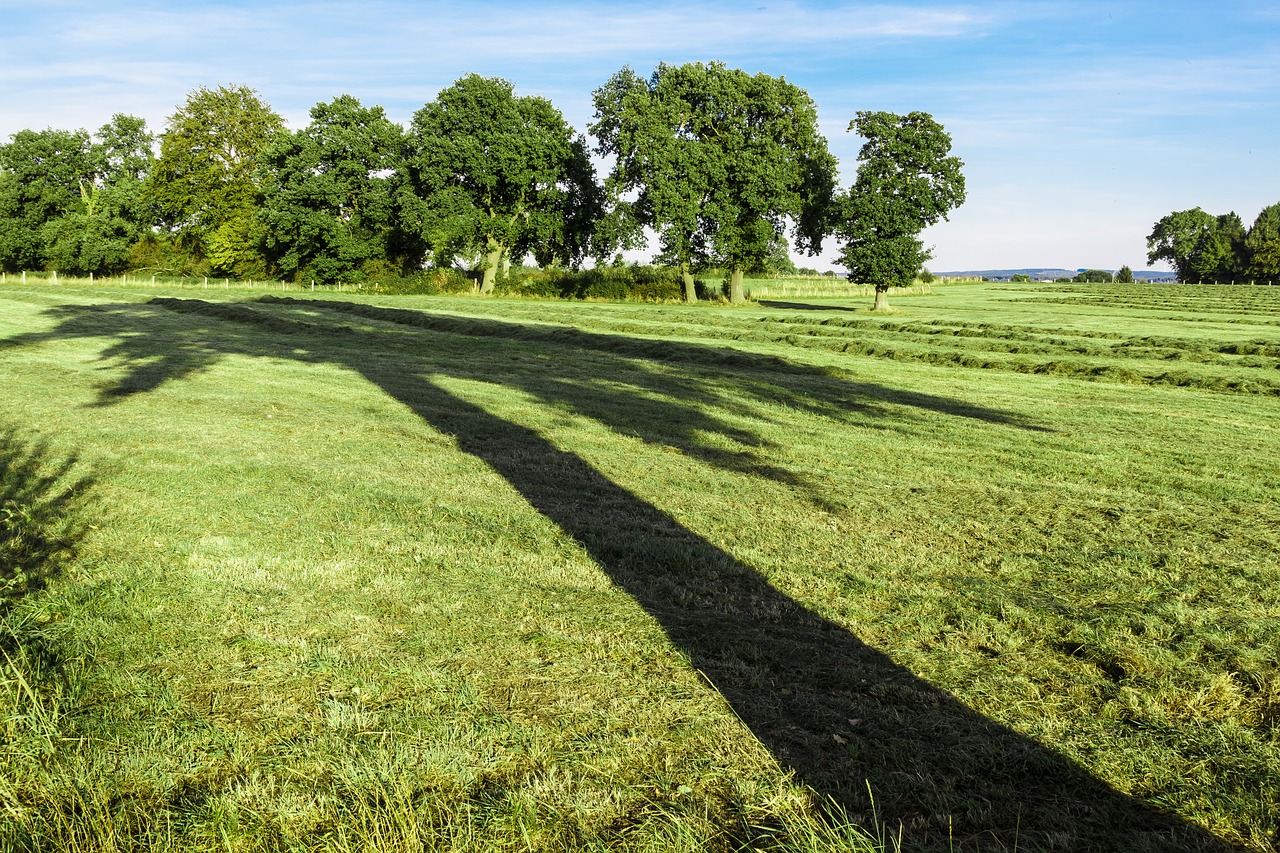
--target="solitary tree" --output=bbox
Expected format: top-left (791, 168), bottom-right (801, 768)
top-left (592, 62), bottom-right (836, 303)
top-left (1115, 265), bottom-right (1135, 283)
top-left (399, 74), bottom-right (602, 293)
top-left (258, 95), bottom-right (405, 283)
top-left (834, 111), bottom-right (966, 312)
top-left (150, 85), bottom-right (285, 277)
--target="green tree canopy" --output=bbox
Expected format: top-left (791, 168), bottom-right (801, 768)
top-left (0, 116), bottom-right (157, 275)
top-left (834, 111), bottom-right (966, 312)
top-left (258, 95), bottom-right (405, 283)
top-left (151, 85), bottom-right (285, 277)
top-left (1245, 202), bottom-right (1280, 281)
top-left (399, 74), bottom-right (603, 294)
top-left (0, 128), bottom-right (96, 271)
top-left (592, 62), bottom-right (836, 303)
top-left (1146, 208), bottom-right (1249, 283)
top-left (1073, 269), bottom-right (1114, 283)
top-left (44, 114), bottom-right (157, 276)
top-left (1115, 265), bottom-right (1135, 283)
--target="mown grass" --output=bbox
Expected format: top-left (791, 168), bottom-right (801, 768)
top-left (0, 279), bottom-right (1276, 851)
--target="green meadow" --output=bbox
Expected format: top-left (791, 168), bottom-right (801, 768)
top-left (1, 280), bottom-right (1277, 852)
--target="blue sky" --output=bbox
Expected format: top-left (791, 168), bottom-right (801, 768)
top-left (2, 0), bottom-right (1277, 272)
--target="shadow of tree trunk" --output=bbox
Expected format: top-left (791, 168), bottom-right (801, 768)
top-left (358, 370), bottom-right (1240, 853)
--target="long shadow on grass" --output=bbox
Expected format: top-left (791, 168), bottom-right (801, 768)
top-left (1, 298), bottom-right (1241, 852)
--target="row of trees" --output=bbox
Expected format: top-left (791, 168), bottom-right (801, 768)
top-left (1146, 205), bottom-right (1280, 283)
top-left (0, 64), bottom-right (966, 308)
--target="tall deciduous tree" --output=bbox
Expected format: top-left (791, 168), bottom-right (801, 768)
top-left (1145, 208), bottom-right (1251, 283)
top-left (399, 74), bottom-right (602, 293)
top-left (151, 85), bottom-right (284, 277)
top-left (834, 111), bottom-right (966, 312)
top-left (1245, 202), bottom-right (1280, 282)
top-left (0, 128), bottom-right (96, 271)
top-left (0, 116), bottom-right (156, 275)
top-left (258, 95), bottom-right (404, 283)
top-left (592, 62), bottom-right (836, 303)
top-left (44, 114), bottom-right (157, 275)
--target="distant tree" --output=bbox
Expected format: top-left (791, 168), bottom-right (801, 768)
top-left (1245, 202), bottom-right (1280, 282)
top-left (1146, 208), bottom-right (1248, 283)
top-left (1010, 273), bottom-right (1032, 282)
top-left (754, 234), bottom-right (798, 276)
top-left (1073, 269), bottom-right (1113, 283)
top-left (1191, 213), bottom-right (1247, 283)
top-left (258, 95), bottom-right (404, 283)
top-left (399, 74), bottom-right (602, 294)
top-left (592, 62), bottom-right (836, 303)
top-left (834, 111), bottom-right (966, 312)
top-left (151, 85), bottom-right (285, 277)
top-left (1115, 265), bottom-right (1135, 283)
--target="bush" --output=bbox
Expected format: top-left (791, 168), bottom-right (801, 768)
top-left (497, 265), bottom-right (683, 301)
top-left (369, 268), bottom-right (477, 295)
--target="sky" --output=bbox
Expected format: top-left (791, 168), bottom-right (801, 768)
top-left (1, 0), bottom-right (1277, 273)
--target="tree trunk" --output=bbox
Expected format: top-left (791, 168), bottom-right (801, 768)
top-left (681, 261), bottom-right (697, 302)
top-left (872, 286), bottom-right (890, 312)
top-left (729, 266), bottom-right (746, 304)
top-left (480, 240), bottom-right (503, 294)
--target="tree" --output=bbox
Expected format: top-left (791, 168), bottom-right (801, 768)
top-left (1145, 208), bottom-right (1249, 283)
top-left (1193, 212), bottom-right (1247, 283)
top-left (0, 117), bottom-right (155, 275)
top-left (1245, 202), bottom-right (1280, 282)
top-left (834, 111), bottom-right (966, 312)
top-left (43, 114), bottom-right (157, 275)
top-left (150, 85), bottom-right (284, 277)
top-left (0, 128), bottom-right (96, 271)
top-left (399, 74), bottom-right (603, 293)
top-left (258, 95), bottom-right (404, 283)
top-left (592, 62), bottom-right (836, 303)
top-left (1115, 265), bottom-right (1135, 283)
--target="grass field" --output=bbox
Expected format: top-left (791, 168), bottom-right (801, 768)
top-left (0, 280), bottom-right (1277, 852)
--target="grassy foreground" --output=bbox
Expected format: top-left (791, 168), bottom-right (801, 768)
top-left (0, 280), bottom-right (1277, 852)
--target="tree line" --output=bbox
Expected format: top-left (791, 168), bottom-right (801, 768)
top-left (0, 64), bottom-right (966, 308)
top-left (1147, 205), bottom-right (1280, 284)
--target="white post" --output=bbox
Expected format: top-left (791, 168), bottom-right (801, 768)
top-left (52, 270), bottom-right (58, 284)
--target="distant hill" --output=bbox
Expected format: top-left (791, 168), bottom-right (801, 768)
top-left (934, 268), bottom-right (1178, 282)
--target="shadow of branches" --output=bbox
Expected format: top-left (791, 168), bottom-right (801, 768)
top-left (0, 430), bottom-right (91, 610)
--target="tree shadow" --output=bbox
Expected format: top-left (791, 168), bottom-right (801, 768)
top-left (0, 430), bottom-right (92, 611)
top-left (0, 297), bottom-right (1244, 851)
top-left (758, 299), bottom-right (860, 312)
